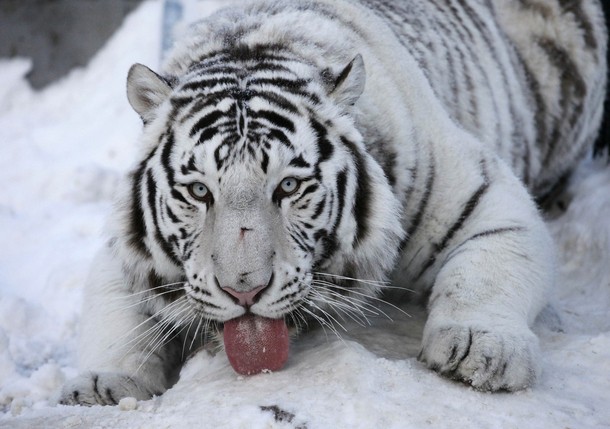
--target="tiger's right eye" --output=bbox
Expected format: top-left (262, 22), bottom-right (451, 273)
top-left (273, 177), bottom-right (301, 200)
top-left (188, 182), bottom-right (212, 203)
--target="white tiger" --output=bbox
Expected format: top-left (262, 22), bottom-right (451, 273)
top-left (60, 0), bottom-right (606, 405)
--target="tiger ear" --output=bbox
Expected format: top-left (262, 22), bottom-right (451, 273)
top-left (327, 54), bottom-right (366, 107)
top-left (127, 63), bottom-right (173, 123)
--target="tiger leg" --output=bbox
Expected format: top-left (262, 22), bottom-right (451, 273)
top-left (417, 165), bottom-right (554, 391)
top-left (58, 247), bottom-right (181, 406)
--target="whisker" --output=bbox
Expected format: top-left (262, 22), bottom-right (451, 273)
top-left (116, 298), bottom-right (190, 363)
top-left (314, 272), bottom-right (389, 286)
top-left (189, 316), bottom-right (204, 352)
top-left (137, 305), bottom-right (187, 358)
top-left (288, 306), bottom-right (309, 334)
top-left (311, 282), bottom-right (397, 322)
top-left (137, 313), bottom-right (191, 374)
top-left (181, 315), bottom-right (197, 360)
top-left (136, 301), bottom-right (192, 365)
top-left (111, 282), bottom-right (186, 301)
top-left (113, 297), bottom-right (188, 349)
top-left (316, 286), bottom-right (381, 317)
top-left (299, 304), bottom-right (341, 343)
top-left (117, 288), bottom-right (185, 311)
top-left (313, 280), bottom-right (412, 319)
top-left (314, 271), bottom-right (416, 294)
top-left (308, 287), bottom-right (371, 327)
top-left (306, 299), bottom-right (349, 333)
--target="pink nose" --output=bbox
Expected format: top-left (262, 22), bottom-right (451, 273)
top-left (222, 285), bottom-right (267, 307)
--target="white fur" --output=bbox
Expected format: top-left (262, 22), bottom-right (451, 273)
top-left (60, 0), bottom-right (606, 404)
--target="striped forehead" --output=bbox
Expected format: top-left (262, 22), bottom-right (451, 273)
top-left (167, 50), bottom-right (321, 174)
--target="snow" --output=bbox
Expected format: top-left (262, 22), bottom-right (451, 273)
top-left (1, 1), bottom-right (609, 427)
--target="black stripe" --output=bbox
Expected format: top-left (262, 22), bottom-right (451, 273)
top-left (594, 0), bottom-right (610, 160)
top-left (181, 93), bottom-right (232, 120)
top-left (127, 161), bottom-right (152, 258)
top-left (187, 63), bottom-right (240, 76)
top-left (165, 203), bottom-right (180, 224)
top-left (170, 189), bottom-right (189, 206)
top-left (380, 148), bottom-right (397, 188)
top-left (146, 169), bottom-right (182, 267)
top-left (334, 170), bottom-right (348, 234)
top-left (247, 61), bottom-right (294, 74)
top-left (248, 77), bottom-right (308, 92)
top-left (416, 172), bottom-right (490, 280)
top-left (160, 131), bottom-right (176, 186)
top-left (399, 162), bottom-right (419, 247)
top-left (294, 225), bottom-right (312, 248)
top-left (538, 37), bottom-right (587, 166)
top-left (214, 142), bottom-right (228, 171)
top-left (515, 56), bottom-right (547, 190)
top-left (169, 96), bottom-right (195, 122)
top-left (311, 197), bottom-right (326, 220)
top-left (105, 389), bottom-right (117, 406)
top-left (557, 0), bottom-right (598, 50)
top-left (310, 117), bottom-right (334, 163)
top-left (289, 154), bottom-right (311, 168)
top-left (341, 137), bottom-right (371, 246)
top-left (291, 183), bottom-right (319, 206)
top-left (92, 375), bottom-right (102, 403)
top-left (226, 43), bottom-right (291, 62)
top-left (316, 170), bottom-right (347, 262)
top-left (458, 0), bottom-right (518, 149)
top-left (196, 126), bottom-right (222, 146)
top-left (433, 0), bottom-right (499, 145)
top-left (253, 110), bottom-right (295, 133)
top-left (438, 180), bottom-right (489, 251)
top-left (260, 150), bottom-right (269, 174)
top-left (406, 153), bottom-right (436, 240)
top-left (189, 110), bottom-right (225, 138)
top-left (327, 170), bottom-right (347, 256)
top-left (464, 226), bottom-right (526, 243)
top-left (180, 77), bottom-right (238, 93)
top-left (331, 59), bottom-right (354, 93)
top-left (257, 91), bottom-right (300, 114)
top-left (267, 128), bottom-right (293, 149)
top-left (183, 154), bottom-right (198, 175)
top-left (289, 231), bottom-right (311, 253)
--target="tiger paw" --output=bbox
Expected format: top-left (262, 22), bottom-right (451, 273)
top-left (58, 372), bottom-right (160, 406)
top-left (418, 322), bottom-right (541, 391)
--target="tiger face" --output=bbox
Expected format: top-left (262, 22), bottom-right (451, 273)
top-left (124, 46), bottom-right (404, 332)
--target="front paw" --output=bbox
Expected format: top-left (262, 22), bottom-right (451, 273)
top-left (418, 322), bottom-right (541, 391)
top-left (59, 372), bottom-right (160, 406)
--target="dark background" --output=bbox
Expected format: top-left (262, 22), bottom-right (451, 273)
top-left (0, 0), bottom-right (143, 88)
top-left (597, 0), bottom-right (610, 156)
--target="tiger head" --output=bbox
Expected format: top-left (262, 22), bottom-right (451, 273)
top-left (122, 45), bottom-right (403, 333)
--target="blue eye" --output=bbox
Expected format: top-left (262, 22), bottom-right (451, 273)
top-left (274, 177), bottom-right (301, 200)
top-left (280, 177), bottom-right (299, 194)
top-left (188, 182), bottom-right (211, 202)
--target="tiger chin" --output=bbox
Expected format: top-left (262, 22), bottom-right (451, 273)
top-left (59, 0), bottom-right (606, 406)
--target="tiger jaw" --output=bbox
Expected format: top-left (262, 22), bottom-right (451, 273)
top-left (184, 264), bottom-right (308, 375)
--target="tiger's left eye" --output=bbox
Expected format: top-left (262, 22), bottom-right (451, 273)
top-left (188, 182), bottom-right (212, 203)
top-left (274, 177), bottom-right (301, 199)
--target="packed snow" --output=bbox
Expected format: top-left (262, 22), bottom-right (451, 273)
top-left (1, 1), bottom-right (609, 428)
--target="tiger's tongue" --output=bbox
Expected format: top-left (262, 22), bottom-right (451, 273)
top-left (223, 314), bottom-right (289, 375)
